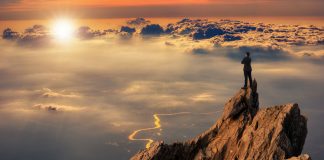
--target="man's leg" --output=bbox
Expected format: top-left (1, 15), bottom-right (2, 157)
top-left (244, 71), bottom-right (248, 88)
top-left (248, 71), bottom-right (252, 87)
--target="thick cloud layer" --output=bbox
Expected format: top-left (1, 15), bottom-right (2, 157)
top-left (120, 26), bottom-right (136, 34)
top-left (2, 25), bottom-right (51, 46)
top-left (77, 26), bottom-right (107, 39)
top-left (2, 18), bottom-right (323, 51)
top-left (126, 17), bottom-right (150, 26)
top-left (140, 24), bottom-right (164, 35)
top-left (164, 18), bottom-right (323, 46)
top-left (2, 28), bottom-right (19, 39)
top-left (0, 18), bottom-right (323, 160)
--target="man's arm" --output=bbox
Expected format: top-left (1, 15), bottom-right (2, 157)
top-left (241, 57), bottom-right (246, 64)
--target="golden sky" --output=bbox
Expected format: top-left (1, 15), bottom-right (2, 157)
top-left (0, 0), bottom-right (323, 19)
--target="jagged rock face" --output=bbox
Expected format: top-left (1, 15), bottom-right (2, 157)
top-left (131, 80), bottom-right (308, 160)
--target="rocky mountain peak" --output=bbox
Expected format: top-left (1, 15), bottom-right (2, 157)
top-left (131, 80), bottom-right (309, 160)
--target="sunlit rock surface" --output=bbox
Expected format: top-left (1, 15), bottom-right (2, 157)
top-left (131, 80), bottom-right (309, 160)
top-left (287, 154), bottom-right (312, 160)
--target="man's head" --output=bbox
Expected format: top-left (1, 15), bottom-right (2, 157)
top-left (246, 52), bottom-right (250, 57)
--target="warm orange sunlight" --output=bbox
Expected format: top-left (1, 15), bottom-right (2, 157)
top-left (52, 19), bottom-right (75, 41)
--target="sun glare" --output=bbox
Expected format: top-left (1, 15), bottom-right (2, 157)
top-left (52, 19), bottom-right (75, 41)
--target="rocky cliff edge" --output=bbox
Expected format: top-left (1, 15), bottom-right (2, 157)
top-left (131, 80), bottom-right (309, 160)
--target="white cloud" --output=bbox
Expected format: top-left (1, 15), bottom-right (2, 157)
top-left (190, 93), bottom-right (216, 102)
top-left (39, 88), bottom-right (81, 98)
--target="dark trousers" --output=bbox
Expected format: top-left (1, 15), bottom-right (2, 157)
top-left (244, 70), bottom-right (252, 87)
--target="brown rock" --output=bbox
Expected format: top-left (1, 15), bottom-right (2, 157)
top-left (286, 154), bottom-right (311, 160)
top-left (131, 80), bottom-right (309, 160)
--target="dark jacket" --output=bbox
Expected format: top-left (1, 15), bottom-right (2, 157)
top-left (241, 56), bottom-right (252, 71)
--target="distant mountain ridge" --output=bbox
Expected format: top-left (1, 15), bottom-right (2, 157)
top-left (131, 80), bottom-right (310, 160)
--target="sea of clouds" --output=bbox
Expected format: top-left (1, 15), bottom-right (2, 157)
top-left (0, 18), bottom-right (323, 159)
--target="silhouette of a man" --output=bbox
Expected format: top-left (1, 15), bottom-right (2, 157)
top-left (241, 52), bottom-right (252, 89)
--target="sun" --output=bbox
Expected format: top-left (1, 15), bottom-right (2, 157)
top-left (52, 19), bottom-right (75, 41)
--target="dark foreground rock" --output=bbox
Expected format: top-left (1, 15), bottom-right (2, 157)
top-left (131, 80), bottom-right (309, 160)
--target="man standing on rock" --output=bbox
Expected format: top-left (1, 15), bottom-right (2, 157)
top-left (241, 52), bottom-right (252, 89)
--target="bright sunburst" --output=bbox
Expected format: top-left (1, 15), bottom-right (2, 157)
top-left (52, 19), bottom-right (75, 41)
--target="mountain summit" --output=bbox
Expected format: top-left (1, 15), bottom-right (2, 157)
top-left (131, 80), bottom-right (310, 160)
